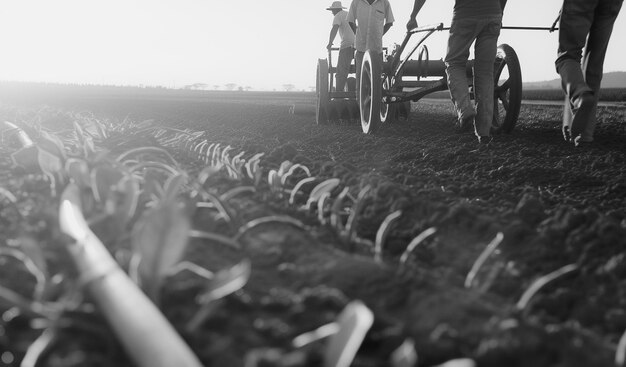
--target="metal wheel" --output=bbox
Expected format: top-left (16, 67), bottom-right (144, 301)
top-left (380, 77), bottom-right (390, 123)
top-left (492, 44), bottom-right (522, 133)
top-left (359, 50), bottom-right (382, 134)
top-left (316, 59), bottom-right (330, 125)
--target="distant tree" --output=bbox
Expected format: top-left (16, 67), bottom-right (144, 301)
top-left (244, 86), bottom-right (252, 91)
top-left (238, 86), bottom-right (243, 92)
top-left (224, 83), bottom-right (237, 91)
top-left (213, 85), bottom-right (220, 90)
top-left (308, 86), bottom-right (315, 92)
top-left (184, 83), bottom-right (208, 90)
top-left (282, 84), bottom-right (295, 92)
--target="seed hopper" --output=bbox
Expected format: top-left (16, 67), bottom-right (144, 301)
top-left (315, 23), bottom-right (525, 134)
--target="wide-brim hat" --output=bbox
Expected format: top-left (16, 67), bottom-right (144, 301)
top-left (326, 1), bottom-right (346, 10)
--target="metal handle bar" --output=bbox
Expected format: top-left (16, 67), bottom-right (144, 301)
top-left (391, 23), bottom-right (443, 79)
top-left (409, 24), bottom-right (559, 33)
top-left (501, 26), bottom-right (559, 31)
top-left (407, 23), bottom-right (445, 34)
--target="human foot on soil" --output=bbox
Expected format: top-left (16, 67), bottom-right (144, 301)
top-left (570, 92), bottom-right (595, 138)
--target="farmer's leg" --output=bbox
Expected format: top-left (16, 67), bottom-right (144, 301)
top-left (473, 17), bottom-right (502, 137)
top-left (555, 0), bottom-right (596, 100)
top-left (556, 0), bottom-right (597, 138)
top-left (578, 0), bottom-right (623, 142)
top-left (445, 17), bottom-right (479, 123)
top-left (336, 47), bottom-right (355, 92)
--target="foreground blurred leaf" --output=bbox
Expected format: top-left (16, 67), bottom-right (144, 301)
top-left (390, 339), bottom-right (418, 367)
top-left (90, 163), bottom-right (124, 203)
top-left (131, 192), bottom-right (191, 302)
top-left (59, 183), bottom-right (203, 367)
top-left (186, 259), bottom-right (251, 332)
top-left (324, 300), bottom-right (374, 367)
top-left (38, 130), bottom-right (67, 160)
top-left (65, 158), bottom-right (91, 188)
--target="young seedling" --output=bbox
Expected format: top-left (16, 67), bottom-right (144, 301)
top-left (280, 163), bottom-right (311, 186)
top-left (399, 227), bottom-right (437, 266)
top-left (65, 158), bottom-right (91, 188)
top-left (317, 191), bottom-right (332, 225)
top-left (288, 177), bottom-right (317, 205)
top-left (186, 259), bottom-right (251, 332)
top-left (374, 210), bottom-right (402, 263)
top-left (0, 285), bottom-right (60, 320)
top-left (515, 263), bottom-right (578, 311)
top-left (116, 146), bottom-right (178, 167)
top-left (304, 178), bottom-right (341, 210)
top-left (234, 216), bottom-right (307, 241)
top-left (219, 186), bottom-right (256, 202)
top-left (343, 186), bottom-right (371, 241)
top-left (188, 229), bottom-right (241, 250)
top-left (464, 232), bottom-right (504, 289)
top-left (0, 248), bottom-right (47, 301)
top-left (292, 322), bottom-right (340, 348)
top-left (330, 187), bottom-right (351, 232)
top-left (245, 153), bottom-right (265, 180)
top-left (20, 328), bottom-right (55, 367)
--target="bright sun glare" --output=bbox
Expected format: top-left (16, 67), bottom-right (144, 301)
top-left (0, 0), bottom-right (624, 90)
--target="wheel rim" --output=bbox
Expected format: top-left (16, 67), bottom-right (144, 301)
top-left (492, 44), bottom-right (522, 133)
top-left (361, 60), bottom-right (373, 131)
top-left (380, 78), bottom-right (390, 123)
top-left (316, 59), bottom-right (330, 125)
top-left (359, 51), bottom-right (382, 134)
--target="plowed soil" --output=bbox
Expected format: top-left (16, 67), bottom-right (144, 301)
top-left (0, 86), bottom-right (625, 367)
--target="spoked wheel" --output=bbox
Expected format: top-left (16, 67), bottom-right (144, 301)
top-left (316, 59), bottom-right (330, 125)
top-left (492, 44), bottom-right (522, 133)
top-left (359, 50), bottom-right (383, 134)
top-left (380, 77), bottom-right (390, 123)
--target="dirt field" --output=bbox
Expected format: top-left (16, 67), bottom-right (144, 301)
top-left (0, 85), bottom-right (625, 367)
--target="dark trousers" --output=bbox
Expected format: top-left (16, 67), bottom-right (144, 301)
top-left (555, 0), bottom-right (623, 141)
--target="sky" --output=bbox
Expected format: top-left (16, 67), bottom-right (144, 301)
top-left (0, 0), bottom-right (624, 91)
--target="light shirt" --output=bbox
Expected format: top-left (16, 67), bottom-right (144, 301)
top-left (333, 10), bottom-right (356, 49)
top-left (454, 0), bottom-right (502, 17)
top-left (346, 0), bottom-right (394, 53)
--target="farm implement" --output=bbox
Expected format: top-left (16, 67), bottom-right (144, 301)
top-left (316, 23), bottom-right (523, 134)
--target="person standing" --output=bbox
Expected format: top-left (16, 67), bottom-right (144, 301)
top-left (555, 0), bottom-right (623, 146)
top-left (408, 0), bottom-right (507, 145)
top-left (346, 0), bottom-right (394, 96)
top-left (326, 1), bottom-right (356, 92)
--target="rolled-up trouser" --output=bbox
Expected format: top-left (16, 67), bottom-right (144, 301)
top-left (556, 0), bottom-right (623, 142)
top-left (445, 14), bottom-right (502, 137)
top-left (336, 46), bottom-right (355, 92)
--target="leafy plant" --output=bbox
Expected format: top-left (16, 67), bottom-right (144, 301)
top-left (399, 227), bottom-right (437, 266)
top-left (516, 263), bottom-right (578, 312)
top-left (373, 210), bottom-right (402, 263)
top-left (323, 300), bottom-right (374, 367)
top-left (60, 183), bottom-right (202, 367)
top-left (186, 259), bottom-right (251, 332)
top-left (130, 175), bottom-right (190, 302)
top-left (464, 232), bottom-right (504, 289)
